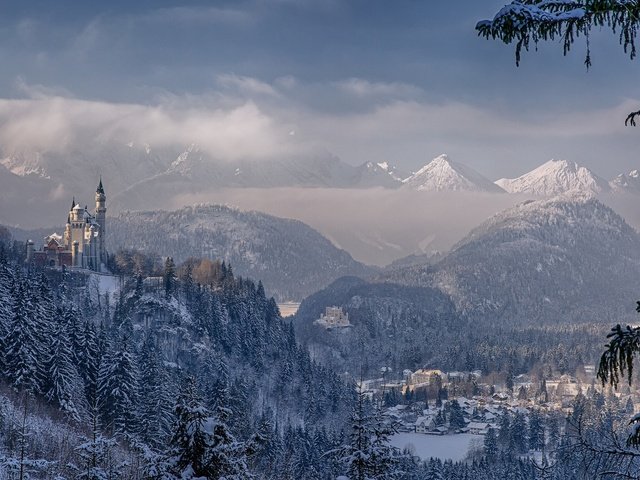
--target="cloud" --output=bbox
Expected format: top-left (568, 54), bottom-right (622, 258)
top-left (0, 77), bottom-right (637, 176)
top-left (334, 78), bottom-right (423, 99)
top-left (0, 94), bottom-right (295, 160)
top-left (216, 74), bottom-right (281, 97)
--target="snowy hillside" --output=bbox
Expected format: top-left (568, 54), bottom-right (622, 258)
top-left (108, 204), bottom-right (374, 301)
top-left (384, 195), bottom-right (640, 325)
top-left (495, 159), bottom-right (610, 196)
top-left (403, 154), bottom-right (505, 193)
top-left (610, 169), bottom-right (640, 193)
top-left (349, 161), bottom-right (406, 188)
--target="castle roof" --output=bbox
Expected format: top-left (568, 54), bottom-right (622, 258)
top-left (96, 177), bottom-right (105, 195)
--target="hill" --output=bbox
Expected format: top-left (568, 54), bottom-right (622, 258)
top-left (383, 195), bottom-right (640, 326)
top-left (107, 204), bottom-right (374, 301)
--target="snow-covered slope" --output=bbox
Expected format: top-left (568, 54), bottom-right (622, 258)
top-left (383, 195), bottom-right (640, 325)
top-left (403, 154), bottom-right (505, 193)
top-left (610, 169), bottom-right (640, 194)
top-left (495, 159), bottom-right (610, 196)
top-left (107, 204), bottom-right (374, 301)
top-left (349, 161), bottom-right (406, 188)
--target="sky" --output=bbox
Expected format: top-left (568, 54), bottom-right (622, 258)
top-left (1, 0), bottom-right (640, 179)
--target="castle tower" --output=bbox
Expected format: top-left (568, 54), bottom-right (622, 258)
top-left (95, 178), bottom-right (106, 265)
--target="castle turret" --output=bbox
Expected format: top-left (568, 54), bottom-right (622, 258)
top-left (95, 178), bottom-right (107, 265)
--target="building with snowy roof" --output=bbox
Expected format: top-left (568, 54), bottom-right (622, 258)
top-left (314, 306), bottom-right (352, 330)
top-left (26, 179), bottom-right (108, 272)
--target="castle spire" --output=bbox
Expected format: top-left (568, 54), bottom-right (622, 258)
top-left (96, 177), bottom-right (105, 195)
top-left (71, 196), bottom-right (75, 210)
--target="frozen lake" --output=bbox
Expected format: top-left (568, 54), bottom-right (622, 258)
top-left (390, 433), bottom-right (481, 462)
top-left (277, 302), bottom-right (301, 317)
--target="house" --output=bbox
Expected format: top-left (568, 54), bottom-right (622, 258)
top-left (467, 422), bottom-right (492, 435)
top-left (415, 415), bottom-right (437, 434)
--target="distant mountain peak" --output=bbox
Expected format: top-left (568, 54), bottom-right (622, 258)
top-left (403, 154), bottom-right (505, 193)
top-left (495, 158), bottom-right (610, 196)
top-left (610, 168), bottom-right (640, 193)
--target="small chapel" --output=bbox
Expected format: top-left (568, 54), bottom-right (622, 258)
top-left (26, 179), bottom-right (108, 272)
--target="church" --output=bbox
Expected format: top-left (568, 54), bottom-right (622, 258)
top-left (26, 179), bottom-right (108, 272)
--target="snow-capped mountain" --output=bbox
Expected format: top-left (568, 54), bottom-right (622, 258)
top-left (403, 154), bottom-right (505, 193)
top-left (383, 195), bottom-right (640, 325)
top-left (107, 204), bottom-right (374, 301)
top-left (495, 159), bottom-right (610, 196)
top-left (349, 161), bottom-right (406, 188)
top-left (610, 169), bottom-right (640, 193)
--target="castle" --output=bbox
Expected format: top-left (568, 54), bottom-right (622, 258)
top-left (314, 306), bottom-right (352, 330)
top-left (26, 179), bottom-right (107, 272)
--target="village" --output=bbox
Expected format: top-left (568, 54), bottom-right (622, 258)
top-left (359, 365), bottom-right (638, 439)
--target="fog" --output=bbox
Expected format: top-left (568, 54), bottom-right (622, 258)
top-left (6, 182), bottom-right (640, 267)
top-left (171, 188), bottom-right (530, 266)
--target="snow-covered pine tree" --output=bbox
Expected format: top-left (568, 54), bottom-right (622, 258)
top-left (207, 372), bottom-right (255, 480)
top-left (138, 332), bottom-right (174, 447)
top-left (448, 399), bottom-right (466, 431)
top-left (167, 375), bottom-right (214, 478)
top-left (484, 427), bottom-right (499, 461)
top-left (333, 383), bottom-right (402, 480)
top-left (4, 277), bottom-right (45, 394)
top-left (77, 317), bottom-right (101, 406)
top-left (528, 410), bottom-right (545, 451)
top-left (45, 305), bottom-right (88, 421)
top-left (0, 262), bottom-right (14, 369)
top-left (97, 332), bottom-right (139, 436)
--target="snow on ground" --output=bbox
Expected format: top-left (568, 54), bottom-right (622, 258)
top-left (88, 273), bottom-right (121, 296)
top-left (390, 433), bottom-right (480, 462)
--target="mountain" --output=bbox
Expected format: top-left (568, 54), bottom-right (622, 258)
top-left (1, 143), bottom-right (412, 216)
top-left (403, 154), bottom-right (505, 193)
top-left (495, 159), bottom-right (611, 196)
top-left (107, 204), bottom-right (374, 301)
top-left (295, 196), bottom-right (633, 377)
top-left (349, 161), bottom-right (406, 188)
top-left (383, 195), bottom-right (640, 325)
top-left (610, 169), bottom-right (640, 193)
top-left (294, 276), bottom-right (460, 375)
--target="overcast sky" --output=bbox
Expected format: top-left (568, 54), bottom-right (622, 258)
top-left (1, 0), bottom-right (639, 179)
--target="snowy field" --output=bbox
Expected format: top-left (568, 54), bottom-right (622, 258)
top-left (390, 433), bottom-right (480, 462)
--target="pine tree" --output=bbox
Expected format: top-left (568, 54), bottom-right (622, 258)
top-left (484, 427), bottom-right (499, 460)
top-left (167, 376), bottom-right (214, 478)
top-left (510, 412), bottom-right (528, 454)
top-left (448, 399), bottom-right (466, 431)
top-left (528, 410), bottom-right (545, 451)
top-left (138, 333), bottom-right (174, 447)
top-left (77, 318), bottom-right (101, 406)
top-left (45, 307), bottom-right (88, 421)
top-left (333, 384), bottom-right (401, 480)
top-left (97, 333), bottom-right (139, 436)
top-left (163, 257), bottom-right (177, 298)
top-left (4, 278), bottom-right (45, 394)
